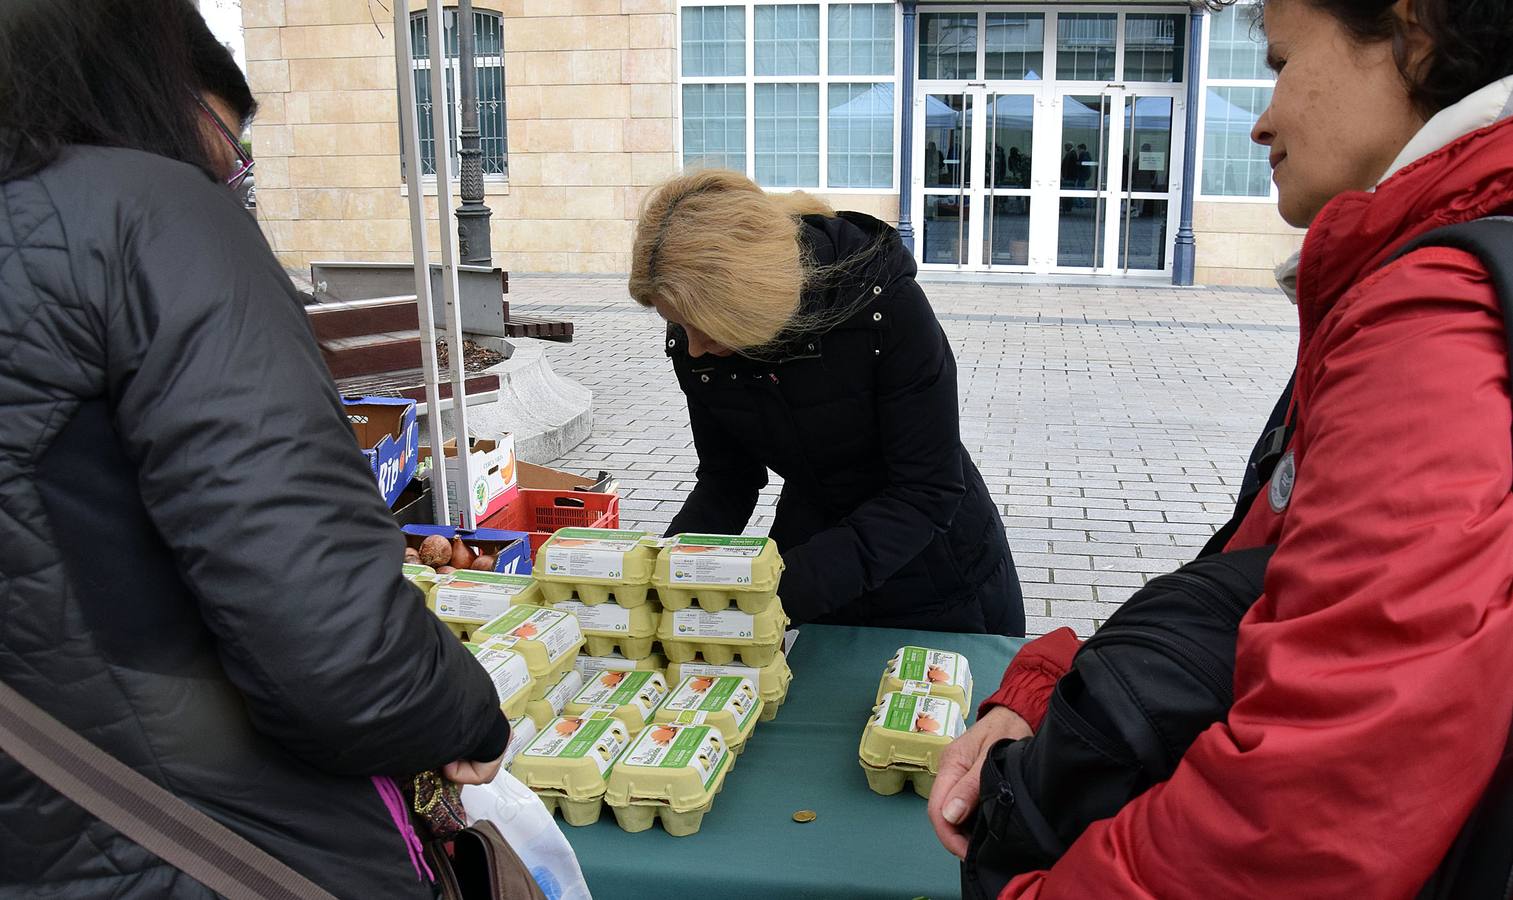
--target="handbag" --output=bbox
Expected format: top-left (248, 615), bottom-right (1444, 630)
top-left (405, 771), bottom-right (548, 900)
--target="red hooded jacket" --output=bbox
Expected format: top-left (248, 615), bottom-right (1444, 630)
top-left (983, 115), bottom-right (1513, 897)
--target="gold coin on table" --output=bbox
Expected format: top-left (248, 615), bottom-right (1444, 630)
top-left (792, 809), bottom-right (817, 823)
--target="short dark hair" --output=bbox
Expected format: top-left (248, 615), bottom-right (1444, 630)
top-left (0, 0), bottom-right (256, 183)
top-left (1241, 0), bottom-right (1513, 116)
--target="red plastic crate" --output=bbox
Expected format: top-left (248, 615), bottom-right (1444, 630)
top-left (481, 488), bottom-right (620, 555)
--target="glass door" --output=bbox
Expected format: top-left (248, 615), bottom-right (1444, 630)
top-left (983, 92), bottom-right (1036, 269)
top-left (1116, 93), bottom-right (1178, 272)
top-left (1053, 91), bottom-right (1114, 270)
top-left (919, 91), bottom-right (973, 267)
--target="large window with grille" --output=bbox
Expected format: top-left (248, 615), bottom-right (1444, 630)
top-left (409, 9), bottom-right (507, 179)
top-left (678, 2), bottom-right (900, 191)
top-left (1199, 3), bottom-right (1274, 199)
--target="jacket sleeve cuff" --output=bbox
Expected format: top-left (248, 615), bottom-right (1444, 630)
top-left (979, 628), bottom-right (1082, 731)
top-left (466, 713), bottom-right (512, 762)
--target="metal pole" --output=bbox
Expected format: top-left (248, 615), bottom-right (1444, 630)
top-left (395, 0), bottom-right (451, 527)
top-left (428, 0), bottom-right (478, 530)
top-left (897, 0), bottom-right (918, 252)
top-left (455, 0), bottom-right (494, 265)
top-left (1173, 7), bottom-right (1203, 285)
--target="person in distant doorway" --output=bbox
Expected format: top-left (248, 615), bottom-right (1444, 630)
top-left (1060, 143), bottom-right (1080, 210)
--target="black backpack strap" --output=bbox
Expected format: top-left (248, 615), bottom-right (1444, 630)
top-left (1199, 371), bottom-right (1296, 558)
top-left (1389, 217), bottom-right (1513, 370)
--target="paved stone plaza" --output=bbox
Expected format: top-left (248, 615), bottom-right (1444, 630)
top-left (516, 275), bottom-right (1297, 638)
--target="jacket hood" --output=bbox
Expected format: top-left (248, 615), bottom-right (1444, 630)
top-left (1294, 113), bottom-right (1513, 338)
top-left (798, 211), bottom-right (916, 315)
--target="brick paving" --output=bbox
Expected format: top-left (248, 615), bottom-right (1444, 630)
top-left (512, 274), bottom-right (1298, 638)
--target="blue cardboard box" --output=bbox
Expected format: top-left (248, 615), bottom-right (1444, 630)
top-left (344, 397), bottom-right (419, 508)
top-left (402, 524), bottom-right (533, 576)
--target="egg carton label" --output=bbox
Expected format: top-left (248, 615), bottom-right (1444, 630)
top-left (664, 676), bottom-right (759, 728)
top-left (484, 606), bottom-right (581, 664)
top-left (670, 710), bottom-right (710, 726)
top-left (474, 647), bottom-right (531, 702)
top-left (890, 646), bottom-right (971, 693)
top-left (523, 717), bottom-right (629, 776)
top-left (503, 717), bottom-right (538, 767)
top-left (621, 724), bottom-right (729, 789)
top-left (668, 535), bottom-right (768, 586)
top-left (575, 654), bottom-right (640, 679)
top-left (901, 680), bottom-right (932, 696)
top-left (670, 608), bottom-right (756, 640)
top-left (544, 670), bottom-right (585, 715)
top-left (435, 573), bottom-right (534, 622)
top-left (573, 670), bottom-right (668, 719)
top-left (677, 661), bottom-right (761, 680)
top-left (876, 693), bottom-right (966, 740)
top-left (543, 528), bottom-right (648, 580)
top-left (553, 599), bottom-right (632, 634)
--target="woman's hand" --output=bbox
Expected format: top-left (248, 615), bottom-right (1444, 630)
top-left (927, 706), bottom-right (1034, 858)
top-left (443, 755), bottom-right (504, 786)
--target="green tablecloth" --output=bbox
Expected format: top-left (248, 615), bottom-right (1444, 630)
top-left (559, 624), bottom-right (1027, 899)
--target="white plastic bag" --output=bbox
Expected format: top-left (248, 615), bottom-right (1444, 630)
top-left (462, 773), bottom-right (593, 900)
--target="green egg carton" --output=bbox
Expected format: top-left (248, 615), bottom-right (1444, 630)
top-left (403, 563), bottom-right (437, 580)
top-left (575, 650), bottom-right (667, 682)
top-left (533, 528), bottom-right (659, 607)
top-left (652, 535), bottom-right (784, 614)
top-left (502, 716), bottom-right (538, 768)
top-left (858, 692), bottom-right (967, 800)
top-left (551, 599), bottom-right (660, 660)
top-left (511, 715), bottom-right (633, 827)
top-left (431, 572), bottom-right (544, 630)
top-left (562, 669), bottom-right (669, 734)
top-left (656, 602), bottom-right (789, 667)
top-left (463, 642), bottom-right (534, 720)
top-left (875, 646), bottom-right (974, 711)
top-left (474, 605), bottom-right (585, 699)
top-left (666, 652), bottom-right (792, 723)
top-left (653, 675), bottom-right (762, 754)
top-left (605, 722), bottom-right (733, 837)
top-left (526, 668), bottom-right (586, 731)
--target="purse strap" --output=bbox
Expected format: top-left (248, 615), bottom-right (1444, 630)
top-left (0, 678), bottom-right (337, 900)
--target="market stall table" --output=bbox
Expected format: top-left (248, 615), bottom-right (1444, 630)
top-left (560, 623), bottom-right (1028, 899)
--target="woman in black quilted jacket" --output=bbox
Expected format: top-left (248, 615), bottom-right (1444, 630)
top-left (0, 2), bottom-right (507, 896)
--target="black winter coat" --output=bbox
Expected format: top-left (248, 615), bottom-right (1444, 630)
top-left (0, 148), bottom-right (509, 898)
top-left (667, 212), bottom-right (1024, 635)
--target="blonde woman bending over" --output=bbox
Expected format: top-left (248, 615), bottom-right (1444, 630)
top-left (631, 169), bottom-right (1024, 635)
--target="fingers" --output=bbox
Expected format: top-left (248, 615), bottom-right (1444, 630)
top-left (442, 755), bottom-right (504, 786)
top-left (929, 749), bottom-right (977, 858)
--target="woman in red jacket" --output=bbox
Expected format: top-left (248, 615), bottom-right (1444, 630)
top-left (931, 0), bottom-right (1513, 896)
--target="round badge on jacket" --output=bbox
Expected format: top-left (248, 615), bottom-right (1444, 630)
top-left (1268, 450), bottom-right (1296, 513)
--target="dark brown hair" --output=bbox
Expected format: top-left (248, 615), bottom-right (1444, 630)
top-left (1239, 0), bottom-right (1513, 116)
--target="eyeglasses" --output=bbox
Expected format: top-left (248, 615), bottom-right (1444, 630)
top-left (195, 95), bottom-right (254, 191)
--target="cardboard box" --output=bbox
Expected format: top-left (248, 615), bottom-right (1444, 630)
top-left (518, 461), bottom-right (616, 494)
top-left (389, 477), bottom-right (433, 528)
top-left (345, 397), bottom-right (419, 508)
top-left (420, 434), bottom-right (518, 526)
top-left (401, 524), bottom-right (533, 576)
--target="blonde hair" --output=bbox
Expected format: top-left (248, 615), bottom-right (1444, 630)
top-left (629, 169), bottom-right (836, 353)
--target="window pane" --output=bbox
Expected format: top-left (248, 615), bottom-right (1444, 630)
top-left (409, 12), bottom-right (509, 178)
top-left (828, 83), bottom-right (893, 188)
top-left (473, 11), bottom-right (503, 56)
top-left (414, 69), bottom-right (436, 175)
top-left (1123, 14), bottom-right (1184, 83)
top-left (754, 83), bottom-right (819, 187)
top-left (919, 13), bottom-right (977, 80)
top-left (985, 13), bottom-right (1043, 81)
top-left (1056, 13), bottom-right (1115, 81)
top-left (479, 64), bottom-right (507, 176)
top-left (1207, 4), bottom-right (1267, 79)
top-left (1202, 86), bottom-right (1273, 196)
top-left (755, 5), bottom-right (819, 76)
top-left (682, 84), bottom-right (747, 172)
top-left (682, 6), bottom-right (746, 76)
top-left (829, 4), bottom-right (894, 76)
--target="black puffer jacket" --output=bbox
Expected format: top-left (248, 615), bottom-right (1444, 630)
top-left (0, 147), bottom-right (509, 898)
top-left (667, 212), bottom-right (1024, 635)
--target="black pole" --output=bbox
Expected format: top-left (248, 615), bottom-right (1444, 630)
top-left (897, 0), bottom-right (918, 253)
top-left (1173, 7), bottom-right (1203, 285)
top-left (455, 0), bottom-right (493, 266)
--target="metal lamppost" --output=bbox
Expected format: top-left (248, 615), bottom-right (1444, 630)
top-left (455, 0), bottom-right (493, 265)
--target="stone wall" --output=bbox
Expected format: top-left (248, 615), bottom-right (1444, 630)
top-left (1193, 200), bottom-right (1304, 287)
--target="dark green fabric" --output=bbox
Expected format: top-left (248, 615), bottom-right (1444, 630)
top-left (562, 624), bottom-right (1028, 899)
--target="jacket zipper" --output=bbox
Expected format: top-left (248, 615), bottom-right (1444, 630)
top-left (1149, 570), bottom-right (1255, 621)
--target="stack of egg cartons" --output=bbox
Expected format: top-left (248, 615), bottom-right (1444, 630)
top-left (471, 603), bottom-right (586, 763)
top-left (858, 646), bottom-right (973, 799)
top-left (653, 535), bottom-right (793, 721)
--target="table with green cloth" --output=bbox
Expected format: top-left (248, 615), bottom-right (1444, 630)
top-left (559, 623), bottom-right (1028, 899)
